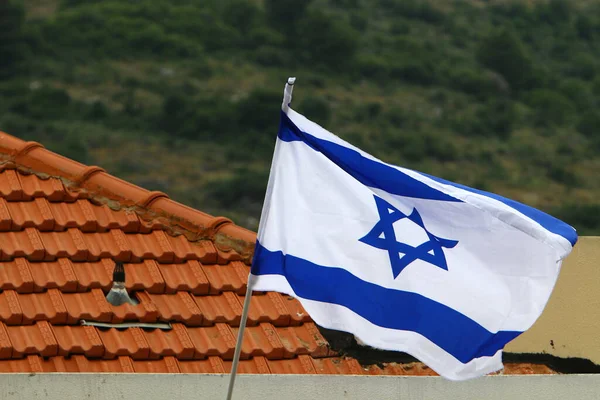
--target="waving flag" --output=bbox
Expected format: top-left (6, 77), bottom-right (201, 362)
top-left (249, 80), bottom-right (577, 381)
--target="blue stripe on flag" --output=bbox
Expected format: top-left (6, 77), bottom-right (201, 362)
top-left (418, 172), bottom-right (578, 246)
top-left (252, 241), bottom-right (522, 364)
top-left (279, 111), bottom-right (577, 246)
top-left (278, 112), bottom-right (461, 203)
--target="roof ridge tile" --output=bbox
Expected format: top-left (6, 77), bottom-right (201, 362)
top-left (72, 166), bottom-right (105, 187)
top-left (137, 191), bottom-right (169, 209)
top-left (14, 141), bottom-right (44, 161)
top-left (0, 132), bottom-right (256, 262)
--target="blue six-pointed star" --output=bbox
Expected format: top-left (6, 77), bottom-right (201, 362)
top-left (359, 195), bottom-right (459, 279)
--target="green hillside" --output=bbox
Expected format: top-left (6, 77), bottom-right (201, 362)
top-left (1, 0), bottom-right (600, 234)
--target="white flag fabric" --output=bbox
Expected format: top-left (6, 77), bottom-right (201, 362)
top-left (249, 95), bottom-right (578, 380)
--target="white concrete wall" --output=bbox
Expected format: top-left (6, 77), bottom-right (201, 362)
top-left (0, 373), bottom-right (598, 400)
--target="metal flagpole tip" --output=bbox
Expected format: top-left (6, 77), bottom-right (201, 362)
top-left (282, 77), bottom-right (296, 112)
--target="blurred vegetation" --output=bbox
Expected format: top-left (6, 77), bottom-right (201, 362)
top-left (1, 0), bottom-right (599, 234)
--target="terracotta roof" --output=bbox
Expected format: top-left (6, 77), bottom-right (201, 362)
top-left (0, 130), bottom-right (558, 376)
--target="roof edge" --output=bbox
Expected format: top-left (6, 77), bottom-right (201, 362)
top-left (0, 131), bottom-right (257, 261)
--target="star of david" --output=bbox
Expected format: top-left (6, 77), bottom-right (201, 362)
top-left (359, 195), bottom-right (459, 279)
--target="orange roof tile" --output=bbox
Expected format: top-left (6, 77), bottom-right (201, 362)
top-left (0, 130), bottom-right (558, 376)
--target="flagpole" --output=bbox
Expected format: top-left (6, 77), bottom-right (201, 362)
top-left (225, 77), bottom-right (296, 400)
top-left (225, 274), bottom-right (255, 400)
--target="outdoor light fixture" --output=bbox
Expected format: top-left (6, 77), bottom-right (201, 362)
top-left (105, 261), bottom-right (139, 306)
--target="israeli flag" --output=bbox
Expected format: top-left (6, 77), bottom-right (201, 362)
top-left (249, 80), bottom-right (577, 381)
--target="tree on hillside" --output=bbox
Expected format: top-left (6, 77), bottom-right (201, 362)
top-left (0, 0), bottom-right (26, 79)
top-left (476, 28), bottom-right (535, 92)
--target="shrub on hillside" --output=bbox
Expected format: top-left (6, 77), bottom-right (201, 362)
top-left (349, 11), bottom-right (368, 32)
top-left (558, 78), bottom-right (594, 111)
top-left (295, 11), bottom-right (359, 70)
top-left (159, 93), bottom-right (233, 140)
top-left (575, 15), bottom-right (596, 40)
top-left (547, 165), bottom-right (578, 187)
top-left (356, 54), bottom-right (390, 83)
top-left (577, 111), bottom-right (600, 138)
top-left (9, 87), bottom-right (71, 120)
top-left (565, 53), bottom-right (598, 81)
top-left (475, 98), bottom-right (516, 139)
top-left (45, 3), bottom-right (235, 58)
top-left (253, 46), bottom-right (289, 67)
top-left (389, 54), bottom-right (439, 86)
top-left (235, 87), bottom-right (283, 134)
top-left (446, 67), bottom-right (509, 99)
top-left (221, 0), bottom-right (261, 35)
top-left (388, 132), bottom-right (426, 163)
top-left (0, 113), bottom-right (34, 135)
top-left (298, 95), bottom-right (332, 127)
top-left (535, 0), bottom-right (571, 25)
top-left (593, 76), bottom-right (600, 96)
top-left (264, 0), bottom-right (313, 34)
top-left (550, 204), bottom-right (600, 235)
top-left (205, 167), bottom-right (269, 211)
top-left (525, 89), bottom-right (576, 127)
top-left (489, 1), bottom-right (534, 21)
